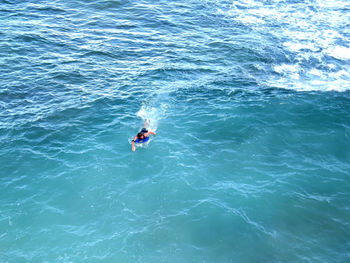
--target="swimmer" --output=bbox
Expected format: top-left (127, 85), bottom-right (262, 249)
top-left (132, 119), bottom-right (156, 152)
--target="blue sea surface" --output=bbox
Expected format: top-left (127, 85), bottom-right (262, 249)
top-left (1, 0), bottom-right (350, 262)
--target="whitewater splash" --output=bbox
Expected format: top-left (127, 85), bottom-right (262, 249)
top-left (130, 104), bottom-right (166, 148)
top-left (216, 0), bottom-right (350, 92)
top-left (136, 103), bottom-right (167, 132)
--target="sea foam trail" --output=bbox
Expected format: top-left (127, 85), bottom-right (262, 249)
top-left (136, 104), bottom-right (167, 133)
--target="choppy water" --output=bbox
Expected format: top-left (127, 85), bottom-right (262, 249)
top-left (1, 0), bottom-right (350, 262)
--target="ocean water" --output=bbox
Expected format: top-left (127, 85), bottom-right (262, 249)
top-left (1, 0), bottom-right (350, 262)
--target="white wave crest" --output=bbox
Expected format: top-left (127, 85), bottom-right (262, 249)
top-left (326, 46), bottom-right (350, 60)
top-left (215, 0), bottom-right (349, 92)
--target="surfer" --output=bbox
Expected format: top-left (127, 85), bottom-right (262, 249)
top-left (132, 119), bottom-right (156, 152)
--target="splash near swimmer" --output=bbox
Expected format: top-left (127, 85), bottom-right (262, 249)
top-left (131, 105), bottom-right (163, 152)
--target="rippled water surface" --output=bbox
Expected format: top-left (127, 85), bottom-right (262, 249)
top-left (1, 0), bottom-right (350, 262)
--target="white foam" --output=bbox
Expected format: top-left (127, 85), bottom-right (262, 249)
top-left (274, 64), bottom-right (300, 80)
top-left (332, 69), bottom-right (349, 78)
top-left (268, 59), bottom-right (350, 92)
top-left (136, 103), bottom-right (167, 132)
top-left (267, 71), bottom-right (350, 92)
top-left (327, 46), bottom-right (350, 60)
top-left (283, 42), bottom-right (319, 52)
top-left (327, 64), bottom-right (336, 70)
top-left (310, 80), bottom-right (327, 86)
top-left (308, 69), bottom-right (323, 77)
top-left (215, 0), bottom-right (349, 92)
top-left (237, 14), bottom-right (265, 25)
top-left (315, 0), bottom-right (348, 9)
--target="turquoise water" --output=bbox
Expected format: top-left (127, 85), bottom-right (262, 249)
top-left (1, 0), bottom-right (350, 262)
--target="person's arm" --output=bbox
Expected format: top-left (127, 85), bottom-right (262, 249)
top-left (144, 131), bottom-right (156, 136)
top-left (132, 136), bottom-right (137, 152)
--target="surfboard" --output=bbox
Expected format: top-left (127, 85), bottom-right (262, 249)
top-left (135, 136), bottom-right (150, 143)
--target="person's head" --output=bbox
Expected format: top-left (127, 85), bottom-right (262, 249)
top-left (137, 132), bottom-right (145, 140)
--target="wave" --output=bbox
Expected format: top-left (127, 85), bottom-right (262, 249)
top-left (215, 0), bottom-right (350, 92)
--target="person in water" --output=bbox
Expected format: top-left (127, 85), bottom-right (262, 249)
top-left (132, 120), bottom-right (156, 152)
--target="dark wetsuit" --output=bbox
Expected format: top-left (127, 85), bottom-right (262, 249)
top-left (134, 128), bottom-right (149, 143)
